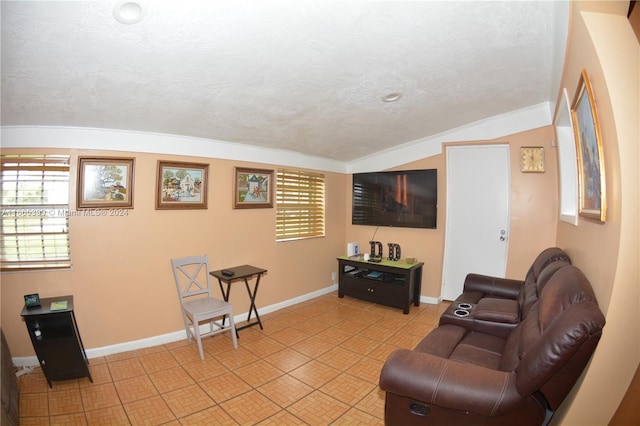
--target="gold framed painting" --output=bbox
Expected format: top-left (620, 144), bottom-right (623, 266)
top-left (77, 157), bottom-right (135, 209)
top-left (233, 167), bottom-right (274, 209)
top-left (156, 161), bottom-right (208, 210)
top-left (571, 69), bottom-right (606, 223)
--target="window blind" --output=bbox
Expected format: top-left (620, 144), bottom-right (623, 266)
top-left (1, 155), bottom-right (71, 270)
top-left (276, 169), bottom-right (325, 241)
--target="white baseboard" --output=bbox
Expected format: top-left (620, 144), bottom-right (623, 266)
top-left (420, 295), bottom-right (441, 305)
top-left (12, 284), bottom-right (339, 367)
top-left (13, 284), bottom-right (445, 367)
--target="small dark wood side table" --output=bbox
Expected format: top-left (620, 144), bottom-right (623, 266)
top-left (20, 295), bottom-right (92, 387)
top-left (210, 265), bottom-right (267, 335)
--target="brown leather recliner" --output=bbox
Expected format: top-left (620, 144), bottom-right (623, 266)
top-left (379, 265), bottom-right (605, 426)
top-left (439, 247), bottom-right (572, 338)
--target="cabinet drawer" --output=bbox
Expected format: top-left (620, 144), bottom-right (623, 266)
top-left (342, 277), bottom-right (405, 308)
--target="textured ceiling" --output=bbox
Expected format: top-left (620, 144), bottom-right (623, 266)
top-left (1, 1), bottom-right (565, 162)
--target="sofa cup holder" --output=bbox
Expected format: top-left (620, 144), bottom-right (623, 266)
top-left (453, 309), bottom-right (470, 317)
top-left (457, 303), bottom-right (473, 310)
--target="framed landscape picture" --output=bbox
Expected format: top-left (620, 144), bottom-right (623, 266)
top-left (77, 157), bottom-right (135, 209)
top-left (571, 69), bottom-right (606, 223)
top-left (233, 167), bottom-right (274, 209)
top-left (156, 161), bottom-right (208, 210)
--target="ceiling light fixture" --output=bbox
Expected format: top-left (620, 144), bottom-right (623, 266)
top-left (113, 1), bottom-right (146, 25)
top-left (382, 92), bottom-right (402, 103)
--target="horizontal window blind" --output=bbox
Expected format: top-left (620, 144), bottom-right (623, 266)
top-left (1, 155), bottom-right (71, 270)
top-left (276, 169), bottom-right (325, 241)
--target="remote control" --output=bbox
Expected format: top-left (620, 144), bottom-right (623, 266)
top-left (221, 269), bottom-right (235, 277)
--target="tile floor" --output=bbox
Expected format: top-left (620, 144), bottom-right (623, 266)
top-left (18, 292), bottom-right (449, 425)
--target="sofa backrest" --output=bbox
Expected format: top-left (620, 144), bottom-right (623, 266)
top-left (519, 247), bottom-right (572, 318)
top-left (500, 266), bottom-right (605, 410)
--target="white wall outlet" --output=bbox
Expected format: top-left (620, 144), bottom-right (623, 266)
top-left (332, 272), bottom-right (337, 282)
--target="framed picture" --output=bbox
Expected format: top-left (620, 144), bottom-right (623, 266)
top-left (77, 157), bottom-right (135, 209)
top-left (233, 167), bottom-right (274, 209)
top-left (156, 161), bottom-right (208, 210)
top-left (571, 69), bottom-right (606, 223)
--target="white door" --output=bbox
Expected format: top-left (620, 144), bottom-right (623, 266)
top-left (442, 144), bottom-right (511, 301)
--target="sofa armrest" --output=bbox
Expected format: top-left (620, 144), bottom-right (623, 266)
top-left (379, 349), bottom-right (522, 417)
top-left (463, 273), bottom-right (523, 299)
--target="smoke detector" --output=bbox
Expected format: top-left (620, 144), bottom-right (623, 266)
top-left (113, 1), bottom-right (147, 25)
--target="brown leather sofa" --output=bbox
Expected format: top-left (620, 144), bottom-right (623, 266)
top-left (379, 263), bottom-right (605, 426)
top-left (439, 247), bottom-right (572, 338)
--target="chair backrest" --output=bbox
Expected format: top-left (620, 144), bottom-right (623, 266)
top-left (501, 265), bottom-right (605, 410)
top-left (171, 255), bottom-right (213, 303)
top-left (519, 247), bottom-right (572, 317)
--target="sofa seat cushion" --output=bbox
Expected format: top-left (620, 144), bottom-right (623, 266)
top-left (449, 331), bottom-right (505, 370)
top-left (475, 298), bottom-right (520, 324)
top-left (414, 324), bottom-right (466, 358)
top-left (414, 325), bottom-right (506, 370)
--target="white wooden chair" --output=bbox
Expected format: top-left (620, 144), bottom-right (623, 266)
top-left (171, 255), bottom-right (237, 360)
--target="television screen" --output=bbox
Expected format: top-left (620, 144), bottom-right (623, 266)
top-left (352, 169), bottom-right (437, 229)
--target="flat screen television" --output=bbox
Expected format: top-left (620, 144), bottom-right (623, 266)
top-left (352, 169), bottom-right (437, 229)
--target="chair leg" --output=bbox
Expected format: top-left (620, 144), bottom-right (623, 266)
top-left (182, 311), bottom-right (192, 342)
top-left (193, 317), bottom-right (205, 360)
top-left (228, 310), bottom-right (238, 349)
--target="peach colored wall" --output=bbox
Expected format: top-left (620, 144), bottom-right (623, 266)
top-left (344, 126), bottom-right (559, 300)
top-left (552, 2), bottom-right (639, 425)
top-left (2, 148), bottom-right (347, 356)
top-left (1, 124), bottom-right (560, 358)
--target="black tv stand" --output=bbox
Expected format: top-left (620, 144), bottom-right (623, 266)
top-left (337, 256), bottom-right (423, 314)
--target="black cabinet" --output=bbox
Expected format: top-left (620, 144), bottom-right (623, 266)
top-left (21, 295), bottom-right (92, 387)
top-left (337, 257), bottom-right (423, 314)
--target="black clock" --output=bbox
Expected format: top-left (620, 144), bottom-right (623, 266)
top-left (24, 293), bottom-right (41, 309)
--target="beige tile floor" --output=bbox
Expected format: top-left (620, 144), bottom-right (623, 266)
top-left (18, 292), bottom-right (448, 425)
